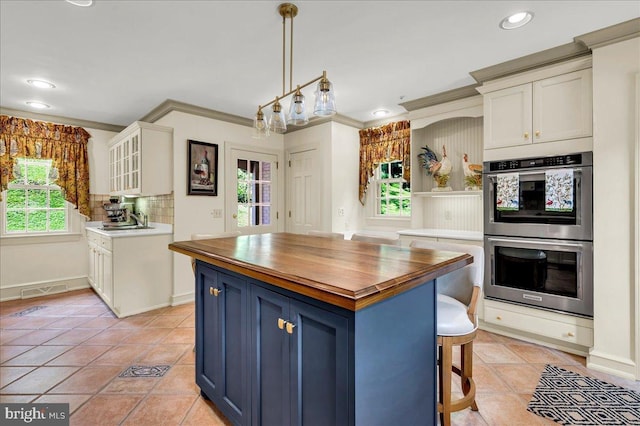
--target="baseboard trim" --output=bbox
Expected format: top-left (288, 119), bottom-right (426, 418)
top-left (0, 277), bottom-right (89, 302)
top-left (171, 291), bottom-right (194, 306)
top-left (587, 350), bottom-right (638, 381)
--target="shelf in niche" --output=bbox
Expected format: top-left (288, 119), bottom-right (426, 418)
top-left (414, 190), bottom-right (482, 198)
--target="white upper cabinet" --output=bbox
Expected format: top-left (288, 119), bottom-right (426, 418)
top-left (108, 121), bottom-right (173, 196)
top-left (482, 67), bottom-right (592, 150)
top-left (532, 69), bottom-right (593, 143)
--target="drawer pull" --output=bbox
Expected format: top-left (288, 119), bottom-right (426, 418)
top-left (524, 132), bottom-right (529, 139)
top-left (209, 287), bottom-right (221, 296)
top-left (567, 332), bottom-right (575, 337)
top-left (278, 318), bottom-right (286, 330)
top-left (535, 130), bottom-right (540, 137)
top-left (496, 316), bottom-right (502, 320)
top-left (286, 322), bottom-right (296, 334)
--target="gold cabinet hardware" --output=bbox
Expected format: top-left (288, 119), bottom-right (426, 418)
top-left (567, 331), bottom-right (575, 337)
top-left (286, 322), bottom-right (296, 334)
top-left (278, 318), bottom-right (286, 330)
top-left (496, 316), bottom-right (502, 320)
top-left (524, 132), bottom-right (529, 139)
top-left (535, 130), bottom-right (540, 137)
top-left (209, 287), bottom-right (221, 296)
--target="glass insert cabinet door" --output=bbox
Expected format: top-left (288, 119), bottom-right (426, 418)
top-left (230, 149), bottom-right (278, 234)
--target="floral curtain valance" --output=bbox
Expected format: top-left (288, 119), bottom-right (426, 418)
top-left (358, 120), bottom-right (411, 205)
top-left (0, 115), bottom-right (91, 217)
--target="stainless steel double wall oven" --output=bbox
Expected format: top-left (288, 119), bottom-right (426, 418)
top-left (483, 152), bottom-right (593, 317)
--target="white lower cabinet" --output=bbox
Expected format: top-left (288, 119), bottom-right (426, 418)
top-left (87, 229), bottom-right (172, 318)
top-left (482, 299), bottom-right (594, 349)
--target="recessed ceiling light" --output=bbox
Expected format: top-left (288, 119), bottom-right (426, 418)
top-left (66, 0), bottom-right (93, 6)
top-left (27, 79), bottom-right (56, 89)
top-left (499, 11), bottom-right (534, 30)
top-left (372, 109), bottom-right (389, 118)
top-left (26, 101), bottom-right (50, 109)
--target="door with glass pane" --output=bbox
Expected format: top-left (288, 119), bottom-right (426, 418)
top-left (229, 150), bottom-right (278, 234)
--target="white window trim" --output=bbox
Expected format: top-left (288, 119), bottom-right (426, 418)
top-left (370, 161), bottom-right (411, 219)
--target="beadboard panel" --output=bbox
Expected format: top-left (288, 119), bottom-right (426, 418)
top-left (412, 116), bottom-right (483, 231)
top-left (413, 116), bottom-right (483, 192)
top-left (421, 195), bottom-right (483, 231)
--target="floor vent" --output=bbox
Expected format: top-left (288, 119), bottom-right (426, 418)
top-left (11, 306), bottom-right (48, 317)
top-left (119, 365), bottom-right (171, 378)
top-left (21, 283), bottom-right (68, 299)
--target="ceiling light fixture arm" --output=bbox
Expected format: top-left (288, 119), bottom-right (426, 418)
top-left (258, 71), bottom-right (328, 111)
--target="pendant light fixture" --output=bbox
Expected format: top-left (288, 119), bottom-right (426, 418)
top-left (252, 3), bottom-right (336, 139)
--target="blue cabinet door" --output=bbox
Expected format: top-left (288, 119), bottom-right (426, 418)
top-left (196, 263), bottom-right (249, 426)
top-left (250, 285), bottom-right (291, 426)
top-left (195, 264), bottom-right (221, 398)
top-left (289, 299), bottom-right (350, 426)
top-left (218, 271), bottom-right (250, 425)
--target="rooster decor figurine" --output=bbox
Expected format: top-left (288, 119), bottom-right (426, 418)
top-left (462, 153), bottom-right (483, 190)
top-left (418, 145), bottom-right (452, 191)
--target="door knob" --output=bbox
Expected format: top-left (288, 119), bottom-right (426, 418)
top-left (232, 214), bottom-right (238, 219)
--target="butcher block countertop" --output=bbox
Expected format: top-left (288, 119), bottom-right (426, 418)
top-left (169, 232), bottom-right (471, 311)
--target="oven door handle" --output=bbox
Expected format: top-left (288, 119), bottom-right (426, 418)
top-left (486, 167), bottom-right (584, 179)
top-left (486, 237), bottom-right (588, 249)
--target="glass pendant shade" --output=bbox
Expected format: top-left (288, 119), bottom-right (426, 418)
top-left (252, 108), bottom-right (270, 139)
top-left (287, 87), bottom-right (309, 125)
top-left (313, 77), bottom-right (336, 116)
top-left (269, 99), bottom-right (287, 134)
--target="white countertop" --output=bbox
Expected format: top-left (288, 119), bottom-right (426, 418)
top-left (397, 228), bottom-right (483, 241)
top-left (86, 221), bottom-right (173, 237)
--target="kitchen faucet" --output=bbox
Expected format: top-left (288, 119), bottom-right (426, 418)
top-left (129, 212), bottom-right (147, 227)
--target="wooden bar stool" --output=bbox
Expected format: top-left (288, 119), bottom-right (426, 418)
top-left (410, 240), bottom-right (484, 426)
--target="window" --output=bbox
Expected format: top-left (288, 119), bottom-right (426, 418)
top-left (237, 158), bottom-right (273, 228)
top-left (374, 160), bottom-right (411, 216)
top-left (4, 158), bottom-right (67, 234)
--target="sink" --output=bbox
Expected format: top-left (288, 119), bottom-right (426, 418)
top-left (99, 225), bottom-right (154, 231)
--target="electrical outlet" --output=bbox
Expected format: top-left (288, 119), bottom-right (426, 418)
top-left (211, 209), bottom-right (223, 219)
top-left (444, 210), bottom-right (452, 220)
top-left (338, 208), bottom-right (345, 217)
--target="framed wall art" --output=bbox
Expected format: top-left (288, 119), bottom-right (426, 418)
top-left (188, 139), bottom-right (218, 196)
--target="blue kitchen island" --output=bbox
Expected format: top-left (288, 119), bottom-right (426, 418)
top-left (169, 232), bottom-right (471, 426)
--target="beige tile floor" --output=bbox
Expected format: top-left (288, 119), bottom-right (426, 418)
top-left (1, 289), bottom-right (638, 425)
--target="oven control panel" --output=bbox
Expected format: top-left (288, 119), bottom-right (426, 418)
top-left (486, 153), bottom-right (589, 172)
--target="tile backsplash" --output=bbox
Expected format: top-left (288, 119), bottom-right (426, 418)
top-left (89, 193), bottom-right (174, 225)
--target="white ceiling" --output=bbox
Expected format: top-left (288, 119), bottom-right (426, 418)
top-left (1, 1), bottom-right (638, 127)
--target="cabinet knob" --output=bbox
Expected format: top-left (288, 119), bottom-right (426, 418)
top-left (535, 130), bottom-right (540, 137)
top-left (496, 316), bottom-right (502, 321)
top-left (524, 132), bottom-right (529, 139)
top-left (209, 287), bottom-right (221, 296)
top-left (567, 331), bottom-right (575, 337)
top-left (277, 318), bottom-right (286, 330)
top-left (286, 322), bottom-right (296, 334)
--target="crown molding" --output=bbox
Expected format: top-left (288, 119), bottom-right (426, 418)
top-left (138, 99), bottom-right (253, 127)
top-left (0, 107), bottom-right (124, 133)
top-left (575, 17), bottom-right (640, 50)
top-left (139, 98), bottom-right (364, 131)
top-left (470, 42), bottom-right (591, 84)
top-left (399, 84), bottom-right (480, 112)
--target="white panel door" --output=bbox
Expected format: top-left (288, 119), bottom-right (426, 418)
top-left (287, 149), bottom-right (319, 234)
top-left (228, 149), bottom-right (278, 235)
